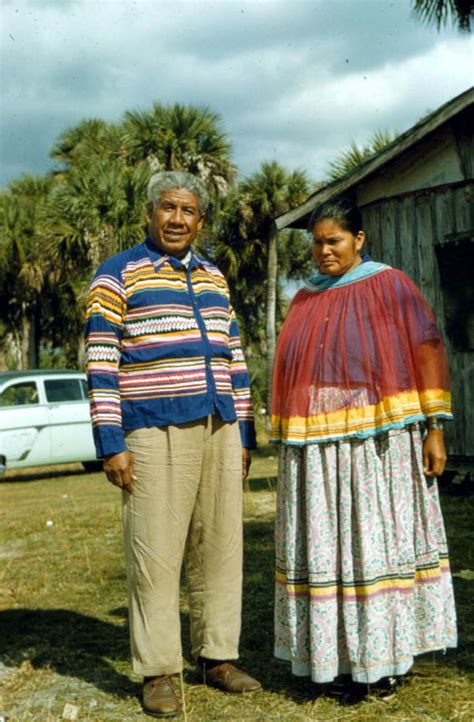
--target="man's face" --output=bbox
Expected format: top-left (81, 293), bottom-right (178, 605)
top-left (147, 188), bottom-right (204, 258)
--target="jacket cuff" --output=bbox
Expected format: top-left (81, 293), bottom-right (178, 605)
top-left (92, 426), bottom-right (128, 458)
top-left (239, 420), bottom-right (257, 450)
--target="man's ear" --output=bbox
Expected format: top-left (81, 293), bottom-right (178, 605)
top-left (197, 214), bottom-right (206, 231)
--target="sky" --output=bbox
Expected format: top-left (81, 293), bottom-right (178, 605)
top-left (1, 0), bottom-right (473, 189)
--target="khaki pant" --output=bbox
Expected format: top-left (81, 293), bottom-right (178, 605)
top-left (122, 416), bottom-right (243, 676)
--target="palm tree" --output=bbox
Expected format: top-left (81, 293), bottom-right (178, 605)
top-left (0, 175), bottom-right (52, 368)
top-left (412, 0), bottom-right (473, 32)
top-left (42, 112), bottom-right (153, 366)
top-left (121, 103), bottom-right (236, 203)
top-left (41, 156), bottom-right (150, 366)
top-left (2, 102), bottom-right (238, 368)
top-left (211, 189), bottom-right (269, 349)
top-left (213, 162), bottom-right (310, 411)
top-left (328, 130), bottom-right (398, 180)
top-left (42, 102), bottom-right (237, 366)
top-left (46, 157), bottom-right (149, 263)
top-left (50, 118), bottom-right (124, 170)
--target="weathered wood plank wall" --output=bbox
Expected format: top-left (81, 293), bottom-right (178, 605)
top-left (361, 180), bottom-right (474, 456)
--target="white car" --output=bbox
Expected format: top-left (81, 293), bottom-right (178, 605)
top-left (0, 370), bottom-right (101, 475)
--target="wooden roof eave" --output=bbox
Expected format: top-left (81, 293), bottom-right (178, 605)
top-left (276, 86), bottom-right (474, 231)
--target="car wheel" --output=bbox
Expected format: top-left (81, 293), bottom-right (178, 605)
top-left (82, 461), bottom-right (103, 473)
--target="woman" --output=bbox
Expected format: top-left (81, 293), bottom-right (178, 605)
top-left (271, 199), bottom-right (457, 689)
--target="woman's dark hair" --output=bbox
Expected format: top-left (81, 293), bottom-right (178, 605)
top-left (308, 198), bottom-right (363, 235)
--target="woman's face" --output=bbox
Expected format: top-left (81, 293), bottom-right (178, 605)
top-left (312, 217), bottom-right (365, 276)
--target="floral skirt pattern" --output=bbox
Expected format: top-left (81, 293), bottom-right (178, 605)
top-left (274, 426), bottom-right (457, 683)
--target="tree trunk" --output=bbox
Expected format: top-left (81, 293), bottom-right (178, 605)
top-left (0, 340), bottom-right (7, 371)
top-left (20, 307), bottom-right (39, 369)
top-left (28, 318), bottom-right (37, 369)
top-left (77, 335), bottom-right (86, 370)
top-left (31, 309), bottom-right (40, 368)
top-left (265, 222), bottom-right (278, 424)
top-left (6, 332), bottom-right (22, 370)
top-left (20, 312), bottom-right (30, 370)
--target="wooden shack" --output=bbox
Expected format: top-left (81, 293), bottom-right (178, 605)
top-left (276, 87), bottom-right (474, 458)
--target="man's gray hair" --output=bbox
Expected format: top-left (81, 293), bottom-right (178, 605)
top-left (147, 171), bottom-right (210, 215)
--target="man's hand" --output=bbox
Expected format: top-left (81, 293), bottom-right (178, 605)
top-left (242, 448), bottom-right (251, 482)
top-left (103, 450), bottom-right (137, 494)
top-left (423, 429), bottom-right (447, 478)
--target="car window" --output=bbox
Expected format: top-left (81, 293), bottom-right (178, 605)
top-left (0, 381), bottom-right (39, 407)
top-left (80, 378), bottom-right (89, 400)
top-left (44, 378), bottom-right (83, 403)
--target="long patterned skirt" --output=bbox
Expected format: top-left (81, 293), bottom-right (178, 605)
top-left (274, 426), bottom-right (457, 684)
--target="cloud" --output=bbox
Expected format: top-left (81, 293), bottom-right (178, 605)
top-left (241, 35), bottom-right (473, 180)
top-left (0, 0), bottom-right (472, 187)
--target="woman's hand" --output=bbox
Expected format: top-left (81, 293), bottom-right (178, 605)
top-left (423, 429), bottom-right (447, 478)
top-left (103, 450), bottom-right (137, 493)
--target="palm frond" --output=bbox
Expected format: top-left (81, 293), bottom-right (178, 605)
top-left (328, 129), bottom-right (398, 181)
top-left (412, 0), bottom-right (473, 32)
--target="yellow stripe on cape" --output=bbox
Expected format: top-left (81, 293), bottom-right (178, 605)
top-left (271, 388), bottom-right (451, 443)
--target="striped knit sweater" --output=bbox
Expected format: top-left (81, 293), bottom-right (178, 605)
top-left (85, 237), bottom-right (256, 458)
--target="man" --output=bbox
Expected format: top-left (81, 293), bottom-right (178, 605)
top-left (85, 171), bottom-right (261, 718)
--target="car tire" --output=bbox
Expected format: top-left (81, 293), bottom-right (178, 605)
top-left (82, 461), bottom-right (103, 473)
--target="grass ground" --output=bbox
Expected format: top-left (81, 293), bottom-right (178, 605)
top-left (0, 448), bottom-right (473, 721)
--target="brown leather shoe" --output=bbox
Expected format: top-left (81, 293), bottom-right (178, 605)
top-left (142, 675), bottom-right (179, 718)
top-left (203, 662), bottom-right (262, 693)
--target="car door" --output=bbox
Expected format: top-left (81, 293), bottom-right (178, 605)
top-left (0, 380), bottom-right (52, 467)
top-left (43, 376), bottom-right (96, 463)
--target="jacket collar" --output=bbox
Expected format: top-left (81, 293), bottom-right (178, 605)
top-left (144, 236), bottom-right (206, 271)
